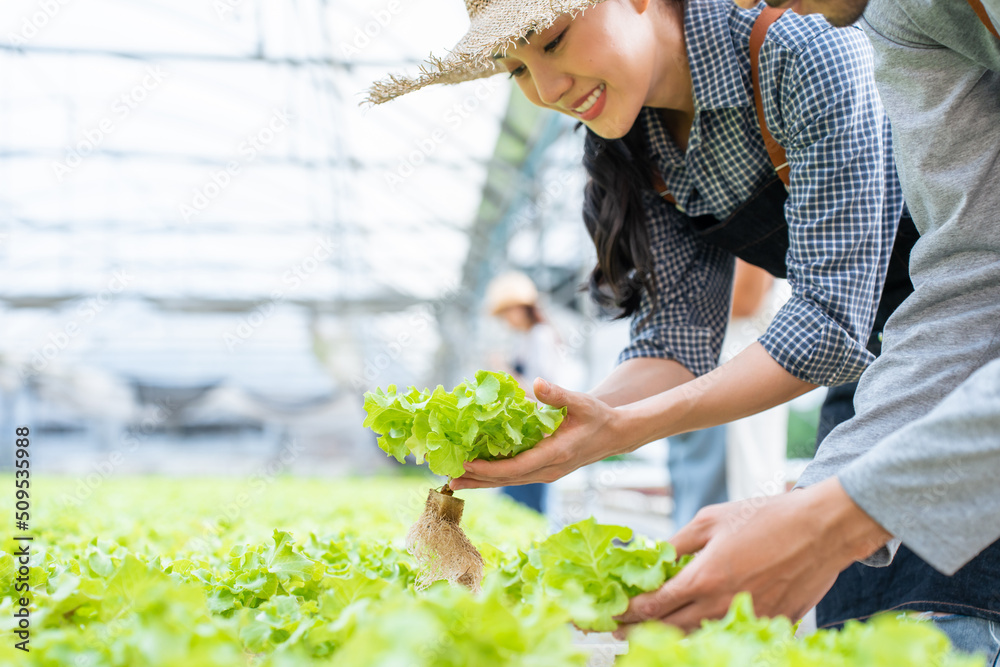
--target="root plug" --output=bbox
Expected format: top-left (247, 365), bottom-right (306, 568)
top-left (406, 485), bottom-right (484, 592)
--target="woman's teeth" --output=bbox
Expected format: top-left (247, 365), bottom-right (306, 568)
top-left (575, 84), bottom-right (605, 114)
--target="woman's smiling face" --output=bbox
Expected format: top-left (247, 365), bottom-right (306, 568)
top-left (493, 0), bottom-right (688, 139)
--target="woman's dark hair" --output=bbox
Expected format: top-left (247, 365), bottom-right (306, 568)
top-left (580, 122), bottom-right (659, 321)
top-left (578, 0), bottom-right (684, 323)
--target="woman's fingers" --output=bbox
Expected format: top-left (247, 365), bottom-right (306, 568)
top-left (452, 385), bottom-right (597, 489)
top-left (533, 376), bottom-right (567, 406)
top-left (451, 460), bottom-right (566, 489)
top-left (447, 476), bottom-right (502, 490)
top-left (535, 377), bottom-right (596, 416)
top-left (451, 384), bottom-right (626, 489)
top-left (451, 436), bottom-right (569, 488)
top-left (460, 436), bottom-right (565, 476)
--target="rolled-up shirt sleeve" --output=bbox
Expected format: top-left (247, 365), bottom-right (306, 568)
top-left (618, 191), bottom-right (736, 377)
top-left (757, 27), bottom-right (903, 386)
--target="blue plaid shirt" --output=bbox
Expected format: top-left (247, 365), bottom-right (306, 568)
top-left (618, 0), bottom-right (905, 386)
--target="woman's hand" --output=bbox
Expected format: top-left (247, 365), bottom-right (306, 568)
top-left (451, 345), bottom-right (816, 490)
top-left (449, 377), bottom-right (638, 489)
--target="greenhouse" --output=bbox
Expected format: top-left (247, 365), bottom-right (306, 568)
top-left (1, 0), bottom-right (998, 665)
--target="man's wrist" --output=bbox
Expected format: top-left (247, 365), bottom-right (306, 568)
top-left (807, 476), bottom-right (893, 564)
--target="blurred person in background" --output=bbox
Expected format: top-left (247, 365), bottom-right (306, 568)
top-left (722, 260), bottom-right (790, 502)
top-left (671, 261), bottom-right (791, 530)
top-left (484, 271), bottom-right (561, 514)
top-left (664, 425), bottom-right (727, 531)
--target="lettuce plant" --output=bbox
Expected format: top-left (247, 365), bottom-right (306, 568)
top-left (363, 370), bottom-right (566, 478)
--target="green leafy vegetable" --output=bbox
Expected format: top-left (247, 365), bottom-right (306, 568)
top-left (504, 517), bottom-right (690, 632)
top-left (9, 477), bottom-right (982, 667)
top-left (333, 583), bottom-right (587, 667)
top-left (620, 592), bottom-right (985, 667)
top-left (363, 370), bottom-right (567, 478)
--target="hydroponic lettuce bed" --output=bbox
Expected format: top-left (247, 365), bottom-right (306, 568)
top-left (0, 477), bottom-right (983, 666)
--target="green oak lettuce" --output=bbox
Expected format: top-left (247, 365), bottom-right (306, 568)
top-left (5, 478), bottom-right (983, 667)
top-left (332, 583), bottom-right (587, 667)
top-left (620, 592), bottom-right (985, 667)
top-left (363, 370), bottom-right (566, 478)
top-left (502, 517), bottom-right (691, 632)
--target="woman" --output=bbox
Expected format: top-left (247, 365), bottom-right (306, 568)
top-left (366, 0), bottom-right (919, 621)
top-left (369, 0), bottom-right (911, 488)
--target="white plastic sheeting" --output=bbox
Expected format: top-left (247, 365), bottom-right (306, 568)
top-left (0, 0), bottom-right (514, 395)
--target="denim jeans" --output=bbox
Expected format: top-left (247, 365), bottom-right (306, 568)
top-left (499, 483), bottom-right (546, 514)
top-left (667, 425), bottom-right (728, 530)
top-left (928, 614), bottom-right (1000, 666)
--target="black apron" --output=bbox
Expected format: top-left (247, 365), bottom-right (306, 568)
top-left (682, 174), bottom-right (1000, 628)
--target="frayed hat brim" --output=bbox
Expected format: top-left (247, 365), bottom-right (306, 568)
top-left (363, 0), bottom-right (607, 106)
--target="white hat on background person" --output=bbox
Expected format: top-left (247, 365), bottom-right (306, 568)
top-left (485, 271), bottom-right (539, 316)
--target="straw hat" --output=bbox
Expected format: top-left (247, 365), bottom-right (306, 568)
top-left (364, 0), bottom-right (607, 106)
top-left (485, 271), bottom-right (539, 315)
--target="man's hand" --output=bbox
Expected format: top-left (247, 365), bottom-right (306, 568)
top-left (613, 477), bottom-right (893, 636)
top-left (449, 377), bottom-right (636, 490)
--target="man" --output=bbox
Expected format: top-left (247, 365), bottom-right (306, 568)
top-left (615, 0), bottom-right (1000, 656)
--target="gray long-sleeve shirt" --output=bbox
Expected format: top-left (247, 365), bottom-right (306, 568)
top-left (796, 0), bottom-right (1000, 576)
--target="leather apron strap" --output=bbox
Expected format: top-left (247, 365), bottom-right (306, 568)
top-left (652, 7), bottom-right (789, 202)
top-left (967, 0), bottom-right (1000, 40)
top-left (749, 7), bottom-right (789, 187)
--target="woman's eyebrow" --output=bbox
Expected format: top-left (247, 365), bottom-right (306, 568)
top-left (492, 30), bottom-right (537, 59)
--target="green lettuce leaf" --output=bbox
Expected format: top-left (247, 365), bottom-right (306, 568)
top-left (512, 518), bottom-right (685, 632)
top-left (362, 370), bottom-right (566, 478)
top-left (619, 592), bottom-right (986, 667)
